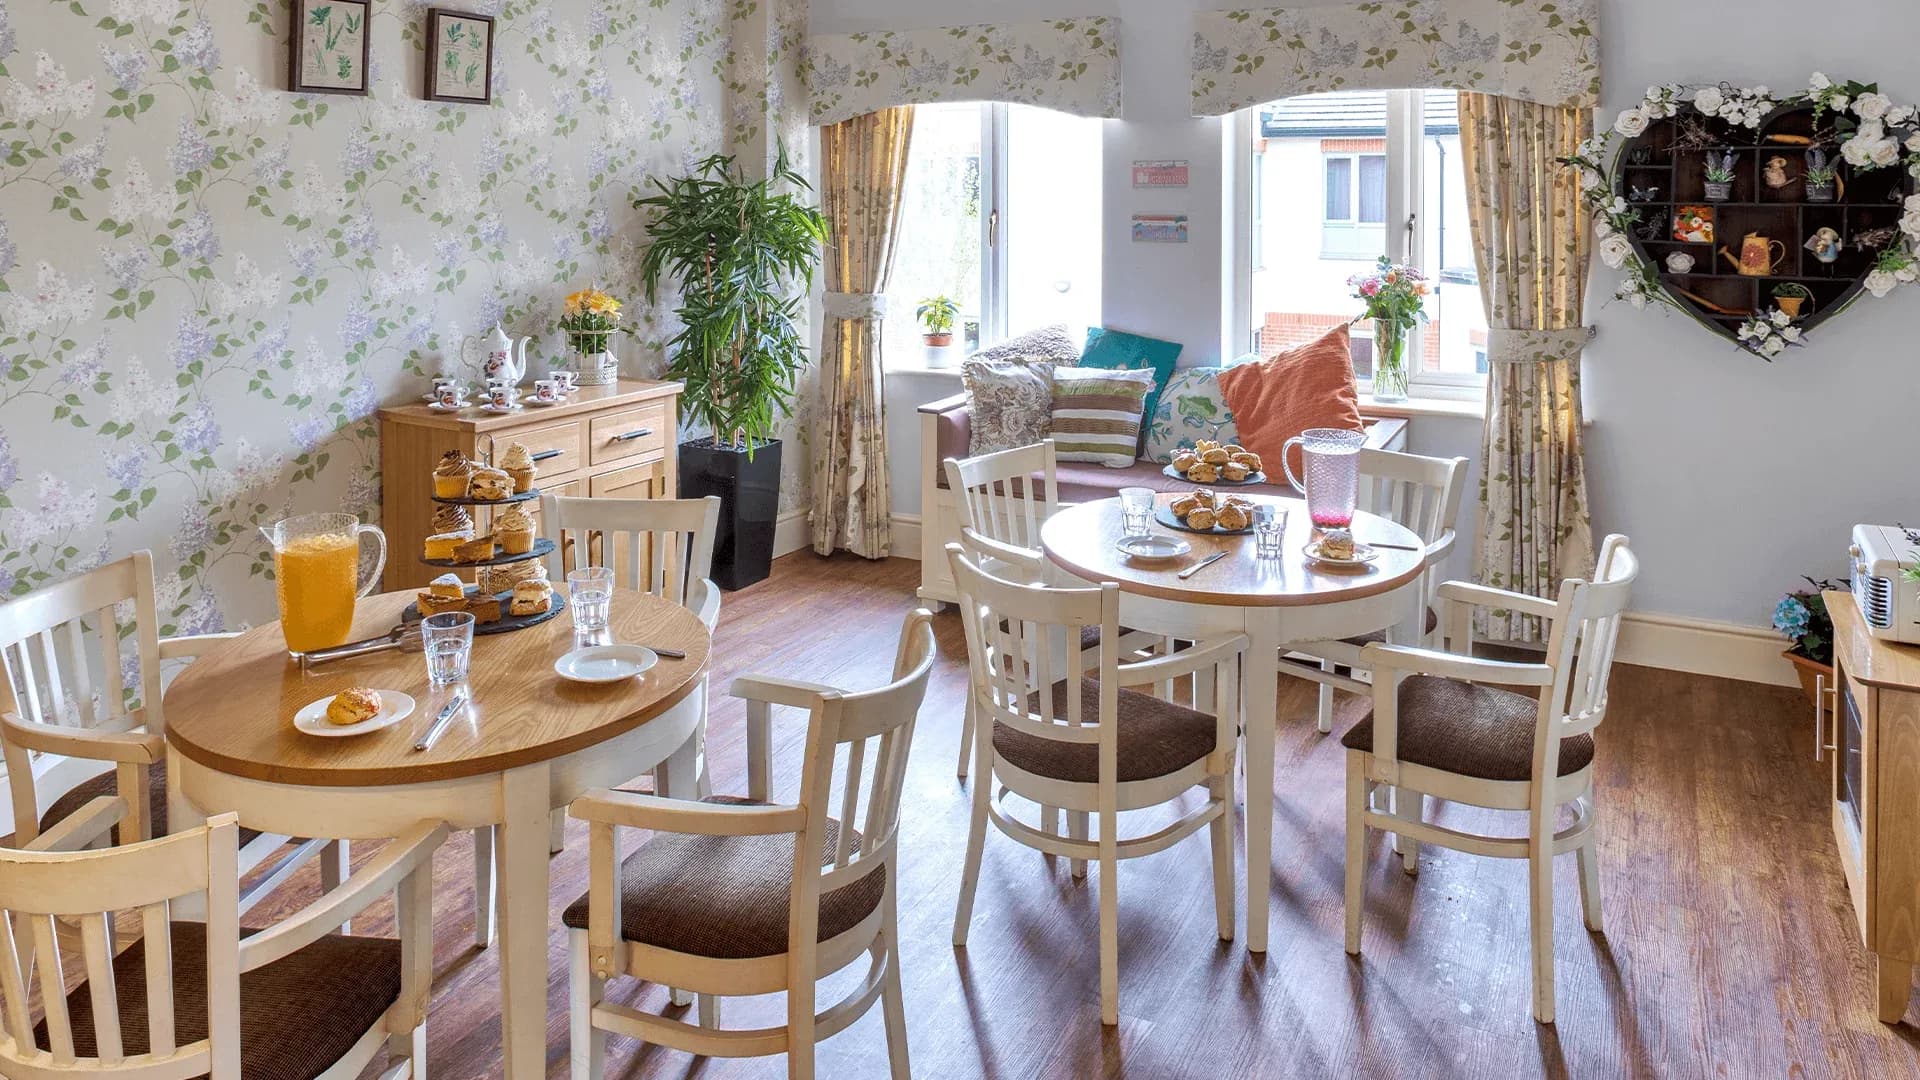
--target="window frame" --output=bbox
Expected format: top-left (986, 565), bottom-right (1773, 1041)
top-left (1232, 92), bottom-right (1487, 402)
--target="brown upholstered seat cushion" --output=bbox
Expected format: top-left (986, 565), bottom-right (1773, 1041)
top-left (993, 678), bottom-right (1217, 784)
top-left (40, 761), bottom-right (264, 846)
top-left (1340, 674), bottom-right (1593, 782)
top-left (1338, 606), bottom-right (1441, 648)
top-left (995, 620), bottom-right (1112, 653)
top-left (33, 921), bottom-right (402, 1077)
top-left (561, 796), bottom-right (885, 960)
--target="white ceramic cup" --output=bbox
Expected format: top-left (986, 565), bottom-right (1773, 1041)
top-left (533, 379), bottom-right (559, 403)
top-left (488, 384), bottom-right (514, 409)
top-left (435, 383), bottom-right (466, 408)
top-left (552, 370), bottom-right (577, 394)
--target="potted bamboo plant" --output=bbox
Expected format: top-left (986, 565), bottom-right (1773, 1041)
top-left (637, 146), bottom-right (827, 590)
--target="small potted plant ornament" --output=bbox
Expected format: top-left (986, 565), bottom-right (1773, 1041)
top-left (1804, 147), bottom-right (1838, 202)
top-left (1703, 149), bottom-right (1738, 202)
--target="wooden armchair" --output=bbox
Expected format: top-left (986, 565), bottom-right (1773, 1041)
top-left (0, 797), bottom-right (447, 1078)
top-left (563, 608), bottom-right (936, 1079)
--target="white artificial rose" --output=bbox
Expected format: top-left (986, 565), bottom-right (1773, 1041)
top-left (1597, 233), bottom-right (1633, 269)
top-left (1899, 265), bottom-right (1919, 284)
top-left (1856, 92), bottom-right (1893, 122)
top-left (1594, 218), bottom-right (1614, 238)
top-left (1907, 194), bottom-right (1920, 213)
top-left (1627, 291), bottom-right (1648, 310)
top-left (1831, 95), bottom-right (1850, 114)
top-left (1891, 107), bottom-right (1918, 129)
top-left (1761, 336), bottom-right (1786, 358)
top-left (1810, 72), bottom-right (1832, 91)
top-left (1907, 133), bottom-right (1920, 153)
top-left (1770, 308), bottom-right (1793, 328)
top-left (1871, 139), bottom-right (1901, 167)
top-left (1692, 87), bottom-right (1724, 115)
top-left (1865, 269), bottom-right (1899, 297)
top-left (1782, 326), bottom-right (1804, 343)
top-left (1901, 212), bottom-right (1920, 239)
top-left (1613, 107), bottom-right (1650, 138)
top-left (1843, 136), bottom-right (1875, 167)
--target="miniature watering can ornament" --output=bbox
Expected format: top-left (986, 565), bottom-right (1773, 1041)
top-left (462, 323), bottom-right (530, 385)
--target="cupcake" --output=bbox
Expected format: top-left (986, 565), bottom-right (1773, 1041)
top-left (498, 442), bottom-right (536, 493)
top-left (432, 450), bottom-right (472, 499)
top-left (510, 578), bottom-right (553, 616)
top-left (497, 505), bottom-right (536, 555)
top-left (432, 503), bottom-right (473, 535)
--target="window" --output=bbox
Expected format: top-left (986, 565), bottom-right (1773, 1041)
top-left (882, 103), bottom-right (1103, 366)
top-left (1241, 90), bottom-right (1488, 397)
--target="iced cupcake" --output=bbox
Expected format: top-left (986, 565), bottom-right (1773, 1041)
top-left (432, 450), bottom-right (472, 499)
top-left (499, 442), bottom-right (536, 493)
top-left (497, 504), bottom-right (536, 555)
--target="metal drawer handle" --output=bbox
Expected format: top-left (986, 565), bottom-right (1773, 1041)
top-left (1816, 673), bottom-right (1839, 761)
top-left (611, 427), bottom-right (653, 443)
top-left (530, 448), bottom-right (564, 462)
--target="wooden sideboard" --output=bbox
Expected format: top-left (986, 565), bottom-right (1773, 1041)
top-left (1824, 590), bottom-right (1920, 1022)
top-left (377, 379), bottom-right (682, 592)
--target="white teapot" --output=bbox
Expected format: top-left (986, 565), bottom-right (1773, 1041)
top-left (462, 323), bottom-right (530, 386)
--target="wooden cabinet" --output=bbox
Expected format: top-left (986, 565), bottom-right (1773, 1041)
top-left (377, 380), bottom-right (681, 592)
top-left (1824, 590), bottom-right (1920, 1022)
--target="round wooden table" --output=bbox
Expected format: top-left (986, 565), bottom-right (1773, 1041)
top-left (165, 588), bottom-right (712, 1079)
top-left (1040, 493), bottom-right (1427, 952)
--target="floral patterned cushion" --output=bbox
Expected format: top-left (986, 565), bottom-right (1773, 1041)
top-left (962, 358), bottom-right (1057, 457)
top-left (1143, 361), bottom-right (1253, 464)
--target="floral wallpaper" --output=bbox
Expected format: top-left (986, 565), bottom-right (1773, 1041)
top-left (0, 0), bottom-right (804, 646)
top-left (1190, 0), bottom-right (1601, 117)
top-left (805, 17), bottom-right (1122, 128)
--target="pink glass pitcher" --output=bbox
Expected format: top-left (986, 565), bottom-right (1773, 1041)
top-left (1280, 428), bottom-right (1366, 529)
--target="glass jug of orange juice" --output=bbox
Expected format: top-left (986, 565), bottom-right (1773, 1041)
top-left (260, 513), bottom-right (387, 652)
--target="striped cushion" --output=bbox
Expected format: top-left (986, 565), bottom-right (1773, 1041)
top-left (1049, 367), bottom-right (1156, 467)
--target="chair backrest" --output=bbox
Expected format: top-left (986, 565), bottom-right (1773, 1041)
top-left (1538, 534), bottom-right (1638, 754)
top-left (945, 542), bottom-right (1122, 766)
top-left (0, 552), bottom-right (164, 841)
top-left (943, 439), bottom-right (1061, 556)
top-left (542, 494), bottom-right (720, 610)
top-left (1355, 448), bottom-right (1467, 551)
top-left (789, 609), bottom-right (938, 930)
top-left (0, 813), bottom-right (243, 1077)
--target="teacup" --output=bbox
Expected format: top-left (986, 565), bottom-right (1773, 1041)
top-left (533, 378), bottom-right (560, 403)
top-left (551, 370), bottom-right (577, 395)
top-left (435, 383), bottom-right (467, 408)
top-left (487, 384), bottom-right (515, 409)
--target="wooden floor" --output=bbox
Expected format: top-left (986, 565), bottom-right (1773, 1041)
top-left (236, 552), bottom-right (1920, 1078)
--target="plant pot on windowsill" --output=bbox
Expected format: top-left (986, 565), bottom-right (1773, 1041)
top-left (1784, 648), bottom-right (1834, 724)
top-left (679, 437), bottom-right (782, 591)
top-left (922, 332), bottom-right (953, 348)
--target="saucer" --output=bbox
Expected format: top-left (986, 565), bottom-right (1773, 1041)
top-left (481, 401), bottom-right (522, 414)
top-left (1115, 534), bottom-right (1191, 563)
top-left (1303, 540), bottom-right (1380, 567)
top-left (428, 400), bottom-right (472, 412)
top-left (524, 396), bottom-right (562, 407)
top-left (555, 645), bottom-right (658, 684)
top-left (293, 690), bottom-right (415, 737)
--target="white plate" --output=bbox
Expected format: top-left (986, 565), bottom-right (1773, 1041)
top-left (1116, 534), bottom-right (1192, 563)
top-left (555, 644), bottom-right (658, 684)
top-left (428, 400), bottom-right (472, 412)
top-left (293, 690), bottom-right (416, 737)
top-left (1304, 540), bottom-right (1380, 567)
top-left (480, 402), bottom-right (522, 414)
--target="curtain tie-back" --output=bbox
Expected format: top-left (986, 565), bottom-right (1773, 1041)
top-left (824, 291), bottom-right (889, 321)
top-left (1485, 325), bottom-right (1595, 364)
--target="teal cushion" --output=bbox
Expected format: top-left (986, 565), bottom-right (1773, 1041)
top-left (1079, 328), bottom-right (1183, 448)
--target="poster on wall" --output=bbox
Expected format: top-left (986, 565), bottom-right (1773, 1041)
top-left (1132, 160), bottom-right (1189, 188)
top-left (1131, 214), bottom-right (1189, 244)
top-left (425, 8), bottom-right (496, 104)
top-left (288, 0), bottom-right (371, 96)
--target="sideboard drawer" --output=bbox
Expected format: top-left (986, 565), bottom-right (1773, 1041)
top-left (589, 402), bottom-right (669, 466)
top-left (492, 420), bottom-right (584, 477)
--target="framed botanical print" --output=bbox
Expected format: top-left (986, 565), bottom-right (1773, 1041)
top-left (425, 8), bottom-right (495, 104)
top-left (288, 0), bottom-right (371, 97)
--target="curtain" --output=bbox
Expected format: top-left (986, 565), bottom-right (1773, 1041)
top-left (1457, 92), bottom-right (1595, 643)
top-left (810, 107), bottom-right (915, 559)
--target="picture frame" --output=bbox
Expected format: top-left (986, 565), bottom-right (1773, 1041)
top-left (425, 8), bottom-right (495, 105)
top-left (288, 0), bottom-right (372, 97)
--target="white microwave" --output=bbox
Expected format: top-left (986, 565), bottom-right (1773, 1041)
top-left (1850, 524), bottom-right (1920, 645)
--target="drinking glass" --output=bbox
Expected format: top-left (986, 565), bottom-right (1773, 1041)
top-left (568, 566), bottom-right (614, 634)
top-left (1254, 504), bottom-right (1288, 558)
top-left (1118, 487), bottom-right (1154, 538)
top-left (422, 611), bottom-right (475, 688)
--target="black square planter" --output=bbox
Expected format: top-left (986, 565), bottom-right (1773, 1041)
top-left (678, 437), bottom-right (781, 591)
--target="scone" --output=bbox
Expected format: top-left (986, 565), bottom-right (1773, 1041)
top-left (1187, 463), bottom-right (1219, 484)
top-left (468, 466), bottom-right (513, 501)
top-left (468, 594), bottom-right (505, 624)
top-left (432, 503), bottom-right (473, 535)
top-left (452, 534), bottom-right (496, 564)
top-left (510, 579), bottom-right (553, 616)
top-left (498, 442), bottom-right (536, 493)
top-left (432, 450), bottom-right (472, 499)
top-left (1172, 451), bottom-right (1199, 474)
top-left (1201, 447), bottom-right (1231, 466)
top-left (1222, 463), bottom-right (1251, 482)
top-left (1186, 507), bottom-right (1217, 530)
top-left (325, 687), bottom-right (381, 726)
top-left (1170, 493), bottom-right (1202, 517)
top-left (424, 529), bottom-right (473, 560)
top-left (1215, 503), bottom-right (1251, 530)
top-left (496, 505), bottom-right (536, 555)
top-left (1230, 451), bottom-right (1262, 472)
top-left (1320, 528), bottom-right (1356, 559)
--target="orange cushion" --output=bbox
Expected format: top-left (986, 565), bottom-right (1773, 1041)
top-left (1215, 324), bottom-right (1363, 478)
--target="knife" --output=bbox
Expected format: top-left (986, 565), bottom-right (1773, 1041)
top-left (294, 624), bottom-right (422, 671)
top-left (645, 646), bottom-right (688, 660)
top-left (413, 693), bottom-right (467, 752)
top-left (1361, 541), bottom-right (1422, 552)
top-left (1178, 551), bottom-right (1231, 580)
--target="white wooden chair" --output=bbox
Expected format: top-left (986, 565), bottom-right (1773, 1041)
top-left (1343, 534), bottom-right (1638, 1024)
top-left (945, 543), bottom-right (1244, 1025)
top-left (564, 608), bottom-right (935, 1080)
top-left (0, 797), bottom-right (447, 1078)
top-left (1279, 449), bottom-right (1468, 732)
top-left (0, 551), bottom-right (340, 913)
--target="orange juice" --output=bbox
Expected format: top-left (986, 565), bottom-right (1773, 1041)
top-left (274, 534), bottom-right (359, 651)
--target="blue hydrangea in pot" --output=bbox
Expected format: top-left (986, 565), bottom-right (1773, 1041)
top-left (1774, 576), bottom-right (1845, 720)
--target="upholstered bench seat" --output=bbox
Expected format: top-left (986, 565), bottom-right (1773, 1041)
top-left (994, 678), bottom-right (1217, 784)
top-left (1340, 674), bottom-right (1594, 782)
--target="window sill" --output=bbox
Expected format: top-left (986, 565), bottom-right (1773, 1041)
top-left (886, 356), bottom-right (965, 379)
top-left (1357, 393), bottom-right (1486, 421)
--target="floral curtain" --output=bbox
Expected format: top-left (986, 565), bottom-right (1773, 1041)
top-left (810, 108), bottom-right (915, 559)
top-left (1190, 0), bottom-right (1601, 117)
top-left (1457, 92), bottom-right (1595, 643)
top-left (806, 19), bottom-right (1122, 128)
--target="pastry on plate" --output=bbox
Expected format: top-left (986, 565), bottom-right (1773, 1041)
top-left (510, 578), bottom-right (553, 616)
top-left (498, 442), bottom-right (537, 493)
top-left (468, 594), bottom-right (504, 624)
top-left (424, 529), bottom-right (473, 561)
top-left (496, 505), bottom-right (536, 555)
top-left (1187, 463), bottom-right (1219, 484)
top-left (1186, 507), bottom-right (1217, 530)
top-left (480, 558), bottom-right (547, 594)
top-left (1230, 451), bottom-right (1262, 472)
top-left (325, 687), bottom-right (382, 727)
top-left (1170, 492), bottom-right (1202, 517)
top-left (1171, 451), bottom-right (1199, 474)
top-left (1221, 463), bottom-right (1251, 482)
top-left (415, 591), bottom-right (469, 617)
top-left (1201, 447), bottom-right (1232, 466)
top-left (432, 451), bottom-right (472, 499)
top-left (432, 503), bottom-right (473, 535)
top-left (467, 467), bottom-right (513, 501)
top-left (1194, 439), bottom-right (1220, 455)
top-left (1319, 528), bottom-right (1356, 560)
top-left (1215, 503), bottom-right (1251, 531)
top-left (427, 572), bottom-right (466, 600)
top-left (452, 534), bottom-right (496, 564)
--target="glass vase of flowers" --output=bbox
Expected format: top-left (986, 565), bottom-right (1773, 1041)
top-left (559, 287), bottom-right (633, 386)
top-left (1349, 257), bottom-right (1428, 403)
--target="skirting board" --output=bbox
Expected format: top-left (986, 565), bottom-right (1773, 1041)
top-left (773, 510), bottom-right (923, 559)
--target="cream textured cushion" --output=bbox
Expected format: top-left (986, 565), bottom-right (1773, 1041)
top-left (1049, 366), bottom-right (1156, 467)
top-left (962, 358), bottom-right (1056, 456)
top-left (968, 323), bottom-right (1083, 366)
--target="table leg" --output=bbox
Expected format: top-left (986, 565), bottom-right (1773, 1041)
top-left (498, 763), bottom-right (553, 1079)
top-left (166, 747), bottom-right (210, 921)
top-left (1244, 616), bottom-right (1280, 953)
top-left (1878, 954), bottom-right (1913, 1023)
